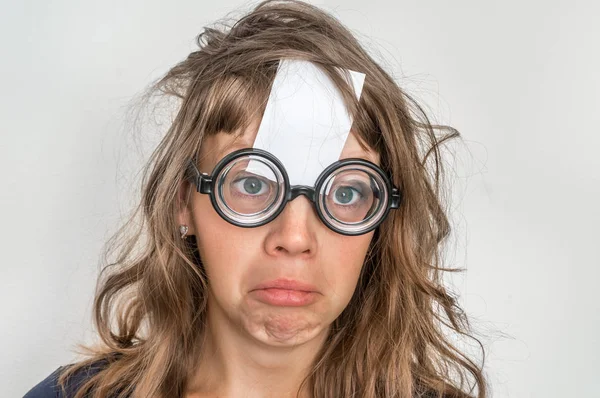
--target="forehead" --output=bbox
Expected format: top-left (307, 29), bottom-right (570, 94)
top-left (199, 120), bottom-right (380, 171)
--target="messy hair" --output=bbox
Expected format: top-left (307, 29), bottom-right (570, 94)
top-left (59, 1), bottom-right (486, 397)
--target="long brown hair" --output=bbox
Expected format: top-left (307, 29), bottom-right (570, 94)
top-left (59, 1), bottom-right (486, 396)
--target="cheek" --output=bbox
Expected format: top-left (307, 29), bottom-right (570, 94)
top-left (319, 232), bottom-right (373, 305)
top-left (191, 196), bottom-right (256, 292)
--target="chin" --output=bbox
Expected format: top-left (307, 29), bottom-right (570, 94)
top-left (241, 308), bottom-right (330, 347)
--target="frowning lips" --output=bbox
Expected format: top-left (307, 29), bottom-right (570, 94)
top-left (249, 278), bottom-right (321, 307)
top-left (251, 278), bottom-right (320, 293)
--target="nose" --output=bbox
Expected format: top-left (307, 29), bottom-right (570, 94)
top-left (263, 196), bottom-right (319, 258)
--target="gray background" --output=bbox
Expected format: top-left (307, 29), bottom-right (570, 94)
top-left (2, 0), bottom-right (598, 396)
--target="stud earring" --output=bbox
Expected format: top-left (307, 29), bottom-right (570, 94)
top-left (179, 225), bottom-right (189, 239)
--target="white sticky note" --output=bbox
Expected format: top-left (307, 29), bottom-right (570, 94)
top-left (250, 59), bottom-right (365, 186)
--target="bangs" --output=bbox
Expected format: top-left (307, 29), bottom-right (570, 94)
top-left (201, 66), bottom-right (276, 138)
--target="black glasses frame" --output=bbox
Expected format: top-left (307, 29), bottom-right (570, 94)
top-left (186, 148), bottom-right (401, 236)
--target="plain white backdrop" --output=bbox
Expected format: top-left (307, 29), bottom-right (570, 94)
top-left (1, 0), bottom-right (598, 396)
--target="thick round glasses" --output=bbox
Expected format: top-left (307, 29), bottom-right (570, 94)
top-left (186, 148), bottom-right (401, 236)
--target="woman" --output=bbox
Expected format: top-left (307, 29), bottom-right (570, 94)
top-left (25, 0), bottom-right (486, 397)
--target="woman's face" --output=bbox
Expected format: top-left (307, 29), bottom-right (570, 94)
top-left (179, 120), bottom-right (380, 347)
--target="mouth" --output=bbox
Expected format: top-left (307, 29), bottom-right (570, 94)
top-left (249, 278), bottom-right (320, 307)
top-left (251, 278), bottom-right (319, 293)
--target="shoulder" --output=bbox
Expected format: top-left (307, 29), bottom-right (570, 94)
top-left (23, 366), bottom-right (63, 398)
top-left (23, 359), bottom-right (110, 398)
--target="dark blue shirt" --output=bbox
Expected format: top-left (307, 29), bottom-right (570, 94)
top-left (23, 360), bottom-right (110, 398)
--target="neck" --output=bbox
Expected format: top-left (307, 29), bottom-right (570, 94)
top-left (186, 298), bottom-right (328, 398)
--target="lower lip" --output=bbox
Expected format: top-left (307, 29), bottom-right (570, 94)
top-left (251, 288), bottom-right (318, 307)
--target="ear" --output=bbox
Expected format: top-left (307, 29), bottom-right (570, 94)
top-left (176, 180), bottom-right (196, 236)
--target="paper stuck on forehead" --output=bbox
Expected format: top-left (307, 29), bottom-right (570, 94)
top-left (250, 59), bottom-right (365, 186)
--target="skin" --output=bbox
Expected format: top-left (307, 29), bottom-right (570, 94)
top-left (178, 119), bottom-right (380, 397)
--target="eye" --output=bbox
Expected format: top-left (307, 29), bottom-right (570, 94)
top-left (331, 184), bottom-right (364, 206)
top-left (231, 176), bottom-right (271, 197)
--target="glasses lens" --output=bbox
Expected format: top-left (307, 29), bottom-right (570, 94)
top-left (215, 154), bottom-right (285, 224)
top-left (318, 164), bottom-right (388, 234)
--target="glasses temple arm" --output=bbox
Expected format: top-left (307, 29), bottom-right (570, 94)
top-left (186, 159), bottom-right (213, 194)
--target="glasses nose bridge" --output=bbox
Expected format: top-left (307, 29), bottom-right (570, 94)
top-left (288, 185), bottom-right (317, 204)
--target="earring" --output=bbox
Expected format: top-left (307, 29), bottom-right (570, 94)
top-left (179, 225), bottom-right (189, 239)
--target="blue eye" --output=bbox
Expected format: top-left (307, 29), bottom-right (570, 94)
top-left (331, 180), bottom-right (370, 207)
top-left (333, 186), bottom-right (360, 205)
top-left (232, 176), bottom-right (270, 196)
